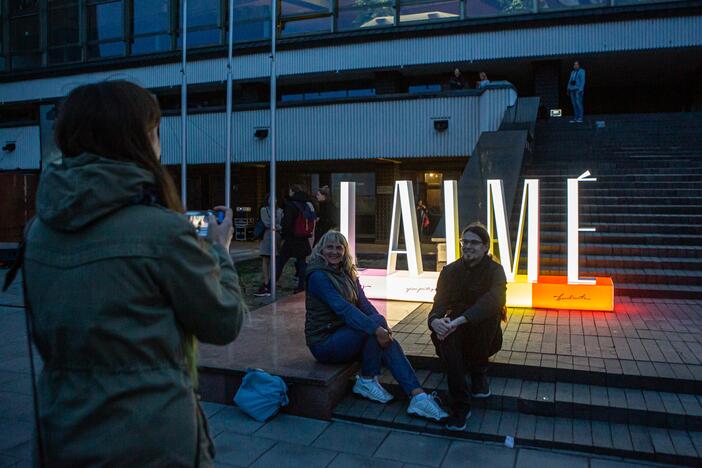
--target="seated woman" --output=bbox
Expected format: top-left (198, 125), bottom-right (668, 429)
top-left (305, 231), bottom-right (448, 421)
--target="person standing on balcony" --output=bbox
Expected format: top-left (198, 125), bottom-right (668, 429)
top-left (476, 71), bottom-right (490, 88)
top-left (428, 223), bottom-right (506, 432)
top-left (567, 61), bottom-right (586, 123)
top-left (449, 68), bottom-right (466, 90)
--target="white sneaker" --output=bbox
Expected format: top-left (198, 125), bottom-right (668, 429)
top-left (407, 393), bottom-right (449, 421)
top-left (352, 376), bottom-right (393, 403)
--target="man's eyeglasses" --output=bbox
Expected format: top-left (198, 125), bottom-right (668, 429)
top-left (460, 239), bottom-right (484, 247)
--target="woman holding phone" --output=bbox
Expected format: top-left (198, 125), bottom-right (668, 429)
top-left (18, 81), bottom-right (248, 466)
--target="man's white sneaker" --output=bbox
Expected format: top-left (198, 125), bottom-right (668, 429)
top-left (352, 376), bottom-right (393, 403)
top-left (407, 393), bottom-right (449, 421)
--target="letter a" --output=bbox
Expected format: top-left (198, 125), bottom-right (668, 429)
top-left (387, 181), bottom-right (423, 275)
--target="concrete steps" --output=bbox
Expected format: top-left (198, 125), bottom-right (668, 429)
top-left (512, 112), bottom-right (702, 298)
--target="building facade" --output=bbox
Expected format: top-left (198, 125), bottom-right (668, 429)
top-left (0, 0), bottom-right (700, 241)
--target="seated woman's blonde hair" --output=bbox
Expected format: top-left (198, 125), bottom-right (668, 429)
top-left (308, 230), bottom-right (357, 281)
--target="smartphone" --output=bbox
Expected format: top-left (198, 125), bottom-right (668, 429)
top-left (186, 210), bottom-right (225, 237)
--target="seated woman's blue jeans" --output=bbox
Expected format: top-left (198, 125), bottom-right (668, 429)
top-left (309, 314), bottom-right (421, 396)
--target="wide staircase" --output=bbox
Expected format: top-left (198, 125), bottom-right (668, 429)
top-left (514, 112), bottom-right (702, 299)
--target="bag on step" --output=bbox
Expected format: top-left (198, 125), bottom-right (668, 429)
top-left (234, 368), bottom-right (289, 422)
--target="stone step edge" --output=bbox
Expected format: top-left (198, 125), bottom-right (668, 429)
top-left (332, 405), bottom-right (701, 467)
top-left (373, 375), bottom-right (701, 432)
top-left (406, 355), bottom-right (702, 395)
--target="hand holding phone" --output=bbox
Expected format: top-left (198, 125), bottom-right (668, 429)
top-left (207, 206), bottom-right (234, 250)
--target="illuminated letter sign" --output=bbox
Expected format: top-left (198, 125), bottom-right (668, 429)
top-left (567, 171), bottom-right (596, 284)
top-left (350, 175), bottom-right (614, 311)
top-left (340, 181), bottom-right (356, 263)
top-left (443, 180), bottom-right (460, 264)
top-left (387, 181), bottom-right (424, 275)
top-left (486, 179), bottom-right (540, 282)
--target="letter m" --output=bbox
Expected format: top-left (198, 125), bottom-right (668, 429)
top-left (486, 179), bottom-right (540, 282)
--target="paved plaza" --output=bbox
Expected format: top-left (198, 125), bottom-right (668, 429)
top-left (0, 271), bottom-right (683, 467)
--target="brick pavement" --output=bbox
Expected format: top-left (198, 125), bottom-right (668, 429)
top-left (0, 271), bottom-right (680, 467)
top-left (393, 298), bottom-right (702, 385)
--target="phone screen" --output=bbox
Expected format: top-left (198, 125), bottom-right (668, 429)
top-left (186, 211), bottom-right (211, 237)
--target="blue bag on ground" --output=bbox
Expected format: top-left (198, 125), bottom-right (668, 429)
top-left (234, 368), bottom-right (289, 422)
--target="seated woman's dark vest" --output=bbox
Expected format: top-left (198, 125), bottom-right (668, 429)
top-left (304, 260), bottom-right (359, 346)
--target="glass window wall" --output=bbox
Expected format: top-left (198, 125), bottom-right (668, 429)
top-left (399, 0), bottom-right (459, 23)
top-left (48, 1), bottom-right (81, 64)
top-left (233, 0), bottom-right (271, 41)
top-left (536, 0), bottom-right (606, 12)
top-left (9, 1), bottom-right (41, 69)
top-left (337, 0), bottom-right (396, 31)
top-left (87, 1), bottom-right (126, 58)
top-left (177, 0), bottom-right (221, 48)
top-left (132, 0), bottom-right (171, 54)
top-left (466, 0), bottom-right (533, 17)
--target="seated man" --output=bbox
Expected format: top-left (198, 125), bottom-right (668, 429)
top-left (428, 223), bottom-right (506, 431)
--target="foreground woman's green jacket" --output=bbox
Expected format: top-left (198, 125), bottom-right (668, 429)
top-left (23, 153), bottom-right (247, 467)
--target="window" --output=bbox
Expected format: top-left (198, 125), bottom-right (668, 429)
top-left (9, 0), bottom-right (41, 69)
top-left (337, 0), bottom-right (395, 30)
top-left (537, 0), bottom-right (605, 12)
top-left (233, 0), bottom-right (271, 42)
top-left (87, 1), bottom-right (126, 58)
top-left (132, 0), bottom-right (171, 54)
top-left (48, 1), bottom-right (82, 64)
top-left (398, 0), bottom-right (459, 23)
top-left (466, 0), bottom-right (533, 17)
top-left (178, 0), bottom-right (221, 48)
top-left (408, 84), bottom-right (442, 93)
top-left (280, 0), bottom-right (332, 36)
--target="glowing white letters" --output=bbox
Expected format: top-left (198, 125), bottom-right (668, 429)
top-left (387, 181), bottom-right (424, 275)
top-left (486, 179), bottom-right (540, 282)
top-left (443, 180), bottom-right (460, 264)
top-left (340, 181), bottom-right (356, 263)
top-left (567, 171), bottom-right (597, 284)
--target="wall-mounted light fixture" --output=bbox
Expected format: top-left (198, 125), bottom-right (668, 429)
top-left (433, 119), bottom-right (449, 132)
top-left (2, 141), bottom-right (16, 152)
top-left (254, 128), bottom-right (269, 139)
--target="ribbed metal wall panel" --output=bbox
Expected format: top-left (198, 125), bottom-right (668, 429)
top-left (0, 15), bottom-right (700, 103)
top-left (0, 126), bottom-right (41, 170)
top-left (160, 87), bottom-right (515, 165)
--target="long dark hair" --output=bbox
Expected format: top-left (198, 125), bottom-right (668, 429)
top-left (53, 81), bottom-right (200, 382)
top-left (54, 80), bottom-right (182, 213)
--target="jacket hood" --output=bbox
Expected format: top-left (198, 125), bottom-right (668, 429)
top-left (36, 153), bottom-right (156, 232)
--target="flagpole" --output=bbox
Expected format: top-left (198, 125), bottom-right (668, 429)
top-left (269, 0), bottom-right (278, 300)
top-left (225, 0), bottom-right (235, 209)
top-left (180, 0), bottom-right (188, 208)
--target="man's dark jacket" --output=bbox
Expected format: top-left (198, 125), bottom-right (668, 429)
top-left (428, 254), bottom-right (506, 357)
top-left (280, 190), bottom-right (313, 257)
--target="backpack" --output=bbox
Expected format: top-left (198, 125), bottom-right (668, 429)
top-left (233, 368), bottom-right (289, 422)
top-left (293, 201), bottom-right (317, 238)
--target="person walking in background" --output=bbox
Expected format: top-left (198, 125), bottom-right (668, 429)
top-left (276, 184), bottom-right (316, 293)
top-left (314, 185), bottom-right (338, 246)
top-left (567, 61), bottom-right (586, 123)
top-left (305, 231), bottom-right (449, 422)
top-left (255, 193), bottom-right (283, 297)
top-left (416, 199), bottom-right (430, 238)
top-left (428, 223), bottom-right (506, 432)
top-left (449, 68), bottom-right (466, 90)
top-left (13, 81), bottom-right (248, 466)
top-left (476, 72), bottom-right (490, 88)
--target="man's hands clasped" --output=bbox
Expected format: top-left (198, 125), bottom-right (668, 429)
top-left (431, 315), bottom-right (467, 341)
